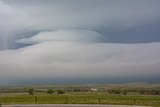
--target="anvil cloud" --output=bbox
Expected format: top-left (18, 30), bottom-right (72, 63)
top-left (0, 0), bottom-right (160, 84)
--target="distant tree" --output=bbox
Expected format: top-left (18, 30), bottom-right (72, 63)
top-left (28, 88), bottom-right (34, 95)
top-left (108, 89), bottom-right (113, 94)
top-left (148, 89), bottom-right (160, 95)
top-left (108, 88), bottom-right (121, 95)
top-left (47, 89), bottom-right (54, 94)
top-left (139, 89), bottom-right (146, 94)
top-left (74, 88), bottom-right (81, 92)
top-left (114, 89), bottom-right (121, 95)
top-left (138, 89), bottom-right (160, 95)
top-left (57, 89), bottom-right (65, 94)
top-left (122, 89), bottom-right (127, 95)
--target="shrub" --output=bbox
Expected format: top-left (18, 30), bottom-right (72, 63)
top-left (28, 88), bottom-right (34, 95)
top-left (47, 89), bottom-right (54, 94)
top-left (57, 89), bottom-right (65, 94)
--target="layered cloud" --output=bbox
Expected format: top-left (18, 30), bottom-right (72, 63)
top-left (1, 0), bottom-right (160, 49)
top-left (16, 29), bottom-right (103, 44)
top-left (0, 0), bottom-right (160, 84)
top-left (1, 40), bottom-right (160, 84)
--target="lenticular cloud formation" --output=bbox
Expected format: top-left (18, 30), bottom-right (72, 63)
top-left (0, 0), bottom-right (160, 84)
top-left (16, 29), bottom-right (103, 44)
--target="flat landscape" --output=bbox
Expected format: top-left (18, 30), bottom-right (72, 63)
top-left (0, 83), bottom-right (160, 106)
top-left (0, 104), bottom-right (153, 107)
top-left (1, 0), bottom-right (160, 107)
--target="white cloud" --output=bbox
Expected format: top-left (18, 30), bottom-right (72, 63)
top-left (0, 1), bottom-right (31, 49)
top-left (0, 0), bottom-right (160, 49)
top-left (0, 41), bottom-right (160, 81)
top-left (16, 29), bottom-right (102, 44)
top-left (0, 0), bottom-right (160, 83)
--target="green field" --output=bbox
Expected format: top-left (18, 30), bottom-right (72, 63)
top-left (0, 83), bottom-right (160, 106)
top-left (0, 92), bottom-right (160, 106)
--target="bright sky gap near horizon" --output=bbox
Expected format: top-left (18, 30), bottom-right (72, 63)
top-left (0, 0), bottom-right (160, 85)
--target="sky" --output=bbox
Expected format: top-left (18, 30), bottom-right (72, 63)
top-left (0, 0), bottom-right (160, 85)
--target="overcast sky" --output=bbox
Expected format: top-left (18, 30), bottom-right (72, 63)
top-left (0, 0), bottom-right (160, 85)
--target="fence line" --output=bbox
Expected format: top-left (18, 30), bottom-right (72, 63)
top-left (0, 97), bottom-right (160, 105)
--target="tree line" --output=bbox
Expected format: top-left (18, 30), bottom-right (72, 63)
top-left (139, 89), bottom-right (160, 95)
top-left (28, 88), bottom-right (65, 95)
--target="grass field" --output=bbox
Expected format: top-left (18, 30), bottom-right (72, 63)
top-left (0, 83), bottom-right (160, 106)
top-left (0, 92), bottom-right (160, 106)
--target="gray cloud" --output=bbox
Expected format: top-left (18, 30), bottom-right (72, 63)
top-left (0, 0), bottom-right (160, 84)
top-left (0, 42), bottom-right (160, 84)
top-left (16, 29), bottom-right (103, 44)
top-left (0, 0), bottom-right (160, 49)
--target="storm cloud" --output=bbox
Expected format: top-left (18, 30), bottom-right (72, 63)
top-left (0, 0), bottom-right (160, 84)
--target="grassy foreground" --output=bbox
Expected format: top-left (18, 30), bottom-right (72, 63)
top-left (0, 92), bottom-right (160, 106)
